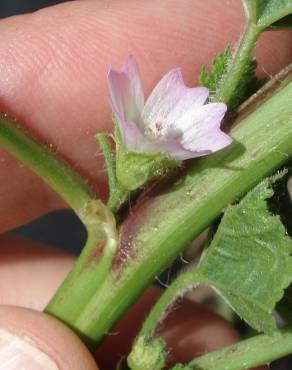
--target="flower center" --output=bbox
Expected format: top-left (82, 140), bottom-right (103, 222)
top-left (146, 121), bottom-right (169, 140)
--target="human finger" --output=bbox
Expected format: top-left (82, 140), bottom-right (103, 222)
top-left (0, 306), bottom-right (98, 369)
top-left (0, 234), bottom-right (75, 310)
top-left (0, 0), bottom-right (290, 231)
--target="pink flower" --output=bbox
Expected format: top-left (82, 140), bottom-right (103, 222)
top-left (108, 56), bottom-right (232, 161)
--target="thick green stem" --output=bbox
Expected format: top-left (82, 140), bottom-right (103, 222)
top-left (47, 66), bottom-right (292, 346)
top-left (180, 326), bottom-right (292, 370)
top-left (214, 23), bottom-right (260, 104)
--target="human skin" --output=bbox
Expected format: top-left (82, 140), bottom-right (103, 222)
top-left (0, 0), bottom-right (290, 232)
top-left (0, 0), bottom-right (289, 368)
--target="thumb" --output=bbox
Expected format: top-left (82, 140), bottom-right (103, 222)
top-left (0, 306), bottom-right (98, 370)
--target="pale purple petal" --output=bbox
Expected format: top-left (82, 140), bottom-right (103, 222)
top-left (180, 103), bottom-right (232, 152)
top-left (114, 111), bottom-right (151, 152)
top-left (108, 57), bottom-right (231, 160)
top-left (141, 68), bottom-right (209, 134)
top-left (108, 56), bottom-right (144, 123)
top-left (123, 56), bottom-right (144, 112)
top-left (145, 139), bottom-right (210, 160)
top-left (115, 112), bottom-right (199, 159)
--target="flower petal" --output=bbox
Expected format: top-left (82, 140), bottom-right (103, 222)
top-left (116, 113), bottom-right (210, 160)
top-left (141, 68), bottom-right (209, 135)
top-left (179, 103), bottom-right (232, 152)
top-left (108, 56), bottom-right (144, 122)
top-left (115, 113), bottom-right (151, 152)
top-left (149, 139), bottom-right (210, 160)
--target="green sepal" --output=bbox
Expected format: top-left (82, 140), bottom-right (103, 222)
top-left (96, 132), bottom-right (129, 213)
top-left (114, 122), bottom-right (180, 191)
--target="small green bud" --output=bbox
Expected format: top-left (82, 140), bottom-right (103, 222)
top-left (127, 337), bottom-right (167, 370)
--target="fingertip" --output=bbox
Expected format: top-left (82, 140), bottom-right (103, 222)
top-left (0, 306), bottom-right (98, 370)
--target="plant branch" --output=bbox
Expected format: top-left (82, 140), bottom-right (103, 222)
top-left (175, 326), bottom-right (292, 370)
top-left (214, 23), bottom-right (260, 105)
top-left (48, 66), bottom-right (292, 347)
top-left (128, 270), bottom-right (197, 370)
top-left (0, 114), bottom-right (94, 221)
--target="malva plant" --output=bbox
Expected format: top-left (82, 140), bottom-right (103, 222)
top-left (0, 0), bottom-right (292, 369)
top-left (109, 57), bottom-right (231, 161)
top-left (102, 56), bottom-right (232, 210)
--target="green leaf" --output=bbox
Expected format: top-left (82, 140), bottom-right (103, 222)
top-left (199, 47), bottom-right (259, 111)
top-left (199, 46), bottom-right (232, 93)
top-left (269, 14), bottom-right (292, 29)
top-left (128, 174), bottom-right (292, 368)
top-left (242, 0), bottom-right (292, 29)
top-left (198, 176), bottom-right (292, 333)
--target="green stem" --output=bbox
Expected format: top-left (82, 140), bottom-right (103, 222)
top-left (128, 270), bottom-right (197, 370)
top-left (0, 114), bottom-right (94, 221)
top-left (214, 22), bottom-right (261, 104)
top-left (142, 272), bottom-right (195, 339)
top-left (46, 200), bottom-right (118, 349)
top-left (180, 326), bottom-right (292, 370)
top-left (48, 66), bottom-right (292, 347)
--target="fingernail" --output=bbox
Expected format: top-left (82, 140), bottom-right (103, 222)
top-left (0, 328), bottom-right (59, 369)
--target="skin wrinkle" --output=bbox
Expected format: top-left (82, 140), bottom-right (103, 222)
top-left (0, 0), bottom-right (288, 232)
top-left (0, 330), bottom-right (60, 370)
top-left (0, 307), bottom-right (98, 370)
